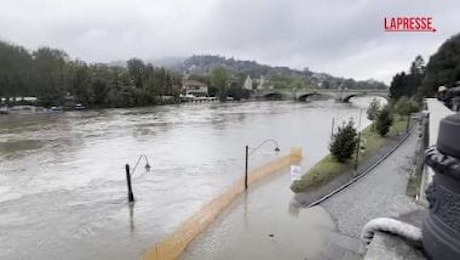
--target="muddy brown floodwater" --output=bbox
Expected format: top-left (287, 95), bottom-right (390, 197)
top-left (0, 99), bottom-right (376, 259)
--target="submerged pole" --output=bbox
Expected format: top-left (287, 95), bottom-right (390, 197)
top-left (354, 132), bottom-right (361, 173)
top-left (406, 114), bottom-right (411, 133)
top-left (245, 145), bottom-right (249, 190)
top-left (354, 109), bottom-right (363, 174)
top-left (330, 117), bottom-right (335, 142)
top-left (125, 164), bottom-right (135, 202)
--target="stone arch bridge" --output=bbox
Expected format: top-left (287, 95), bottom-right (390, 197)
top-left (254, 88), bottom-right (389, 102)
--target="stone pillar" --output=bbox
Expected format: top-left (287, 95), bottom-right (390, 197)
top-left (423, 113), bottom-right (460, 259)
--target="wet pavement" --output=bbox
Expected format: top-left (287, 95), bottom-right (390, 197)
top-left (181, 166), bottom-right (362, 260)
top-left (322, 131), bottom-right (422, 238)
top-left (0, 99), bottom-right (374, 259)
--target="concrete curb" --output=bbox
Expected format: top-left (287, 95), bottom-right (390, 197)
top-left (307, 124), bottom-right (417, 208)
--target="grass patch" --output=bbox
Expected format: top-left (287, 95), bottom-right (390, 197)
top-left (290, 115), bottom-right (408, 193)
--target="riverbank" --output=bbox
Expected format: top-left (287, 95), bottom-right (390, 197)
top-left (292, 115), bottom-right (412, 207)
top-left (0, 98), bottom-right (265, 116)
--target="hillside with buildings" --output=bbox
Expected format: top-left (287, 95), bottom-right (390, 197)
top-left (163, 55), bottom-right (387, 90)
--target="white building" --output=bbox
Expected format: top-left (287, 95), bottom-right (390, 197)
top-left (256, 76), bottom-right (265, 90)
top-left (183, 80), bottom-right (208, 97)
top-left (243, 75), bottom-right (253, 90)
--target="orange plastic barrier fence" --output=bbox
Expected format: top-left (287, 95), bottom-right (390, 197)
top-left (141, 148), bottom-right (302, 260)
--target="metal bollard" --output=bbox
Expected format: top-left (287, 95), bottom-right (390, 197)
top-left (423, 113), bottom-right (460, 260)
top-left (125, 164), bottom-right (135, 203)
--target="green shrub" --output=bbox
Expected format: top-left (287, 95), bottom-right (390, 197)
top-left (375, 105), bottom-right (394, 137)
top-left (367, 98), bottom-right (381, 121)
top-left (329, 119), bottom-right (358, 162)
top-left (393, 96), bottom-right (421, 116)
top-left (290, 116), bottom-right (408, 193)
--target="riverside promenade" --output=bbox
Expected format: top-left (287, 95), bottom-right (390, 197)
top-left (182, 125), bottom-right (424, 260)
top-left (321, 131), bottom-right (422, 239)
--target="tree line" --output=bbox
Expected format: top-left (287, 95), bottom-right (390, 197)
top-left (0, 40), bottom-right (265, 107)
top-left (0, 41), bottom-right (182, 108)
top-left (389, 32), bottom-right (460, 101)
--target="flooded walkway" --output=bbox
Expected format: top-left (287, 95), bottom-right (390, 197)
top-left (181, 166), bottom-right (340, 260)
top-left (182, 125), bottom-right (422, 260)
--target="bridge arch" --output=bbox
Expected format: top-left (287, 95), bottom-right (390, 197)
top-left (342, 92), bottom-right (389, 103)
top-left (259, 92), bottom-right (285, 100)
top-left (297, 92), bottom-right (336, 102)
top-left (297, 92), bottom-right (318, 102)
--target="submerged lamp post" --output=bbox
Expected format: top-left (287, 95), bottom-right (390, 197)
top-left (125, 164), bottom-right (135, 202)
top-left (245, 138), bottom-right (280, 190)
top-left (125, 154), bottom-right (151, 203)
top-left (354, 109), bottom-right (364, 173)
top-left (131, 154), bottom-right (151, 175)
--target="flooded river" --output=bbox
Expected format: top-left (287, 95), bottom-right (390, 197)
top-left (0, 99), bottom-right (375, 259)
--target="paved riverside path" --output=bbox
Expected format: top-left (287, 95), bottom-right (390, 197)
top-left (181, 131), bottom-right (422, 259)
top-left (321, 131), bottom-right (423, 239)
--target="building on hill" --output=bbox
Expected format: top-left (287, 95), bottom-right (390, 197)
top-left (251, 76), bottom-right (273, 90)
top-left (182, 80), bottom-right (208, 97)
top-left (257, 76), bottom-right (266, 90)
top-left (243, 75), bottom-right (253, 90)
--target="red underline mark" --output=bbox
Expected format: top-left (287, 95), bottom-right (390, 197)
top-left (385, 29), bottom-right (436, 32)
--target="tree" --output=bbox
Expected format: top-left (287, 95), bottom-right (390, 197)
top-left (389, 55), bottom-right (425, 101)
top-left (410, 55), bottom-right (425, 76)
top-left (89, 64), bottom-right (112, 106)
top-left (0, 41), bottom-right (33, 99)
top-left (127, 58), bottom-right (146, 89)
top-left (0, 40), bottom-right (183, 108)
top-left (211, 67), bottom-right (229, 101)
top-left (393, 97), bottom-right (421, 131)
top-left (375, 105), bottom-right (394, 137)
top-left (68, 60), bottom-right (91, 105)
top-left (393, 97), bottom-right (421, 116)
top-left (367, 98), bottom-right (381, 121)
top-left (409, 55), bottom-right (425, 98)
top-left (329, 119), bottom-right (358, 163)
top-left (389, 72), bottom-right (406, 100)
top-left (422, 33), bottom-right (460, 96)
top-left (32, 47), bottom-right (70, 106)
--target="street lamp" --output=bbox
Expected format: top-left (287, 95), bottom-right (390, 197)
top-left (131, 154), bottom-right (151, 175)
top-left (125, 154), bottom-right (151, 203)
top-left (245, 138), bottom-right (280, 190)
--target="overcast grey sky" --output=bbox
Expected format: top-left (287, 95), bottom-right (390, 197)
top-left (1, 0), bottom-right (459, 84)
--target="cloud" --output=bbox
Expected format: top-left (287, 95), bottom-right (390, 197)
top-left (0, 0), bottom-right (459, 84)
